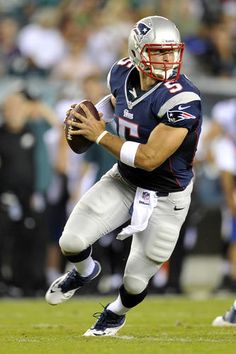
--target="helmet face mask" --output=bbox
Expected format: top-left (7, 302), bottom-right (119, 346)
top-left (128, 16), bottom-right (185, 82)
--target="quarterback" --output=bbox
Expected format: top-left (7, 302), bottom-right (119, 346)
top-left (46, 16), bottom-right (202, 336)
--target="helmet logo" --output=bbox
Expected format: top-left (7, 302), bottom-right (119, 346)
top-left (134, 22), bottom-right (151, 41)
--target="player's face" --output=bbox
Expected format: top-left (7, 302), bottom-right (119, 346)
top-left (139, 44), bottom-right (183, 81)
top-left (149, 48), bottom-right (177, 70)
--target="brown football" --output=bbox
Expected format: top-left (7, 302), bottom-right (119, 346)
top-left (64, 100), bottom-right (100, 154)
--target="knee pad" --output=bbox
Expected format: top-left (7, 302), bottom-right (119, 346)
top-left (59, 231), bottom-right (88, 255)
top-left (124, 251), bottom-right (159, 294)
top-left (145, 231), bottom-right (179, 263)
top-left (123, 274), bottom-right (148, 294)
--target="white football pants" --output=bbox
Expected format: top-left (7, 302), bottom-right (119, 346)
top-left (59, 163), bottom-right (193, 294)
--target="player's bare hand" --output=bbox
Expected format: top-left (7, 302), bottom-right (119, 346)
top-left (68, 103), bottom-right (105, 142)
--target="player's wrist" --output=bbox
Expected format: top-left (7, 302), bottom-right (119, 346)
top-left (120, 141), bottom-right (140, 167)
top-left (96, 130), bottom-right (109, 144)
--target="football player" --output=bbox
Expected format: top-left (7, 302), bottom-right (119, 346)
top-left (46, 16), bottom-right (202, 336)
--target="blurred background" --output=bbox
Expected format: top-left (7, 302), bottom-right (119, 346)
top-left (0, 0), bottom-right (236, 299)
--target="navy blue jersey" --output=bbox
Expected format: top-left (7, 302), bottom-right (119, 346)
top-left (108, 57), bottom-right (202, 192)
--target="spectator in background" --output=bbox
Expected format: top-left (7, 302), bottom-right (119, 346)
top-left (0, 92), bottom-right (45, 296)
top-left (0, 90), bottom-right (60, 296)
top-left (184, 0), bottom-right (236, 78)
top-left (214, 135), bottom-right (236, 290)
top-left (206, 99), bottom-right (236, 293)
top-left (85, 1), bottom-right (135, 74)
top-left (17, 6), bottom-right (67, 77)
top-left (0, 93), bottom-right (33, 296)
top-left (205, 20), bottom-right (236, 77)
top-left (24, 90), bottom-right (65, 286)
top-left (212, 131), bottom-right (236, 326)
top-left (0, 16), bottom-right (28, 77)
top-left (155, 0), bottom-right (203, 37)
top-left (51, 27), bottom-right (100, 82)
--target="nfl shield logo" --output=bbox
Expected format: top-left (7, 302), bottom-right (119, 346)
top-left (141, 191), bottom-right (150, 205)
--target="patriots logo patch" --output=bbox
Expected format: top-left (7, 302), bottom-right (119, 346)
top-left (134, 22), bottom-right (151, 41)
top-left (167, 110), bottom-right (196, 123)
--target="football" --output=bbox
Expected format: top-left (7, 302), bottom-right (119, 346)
top-left (64, 100), bottom-right (100, 154)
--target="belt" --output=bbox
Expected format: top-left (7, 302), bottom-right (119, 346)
top-left (156, 191), bottom-right (169, 197)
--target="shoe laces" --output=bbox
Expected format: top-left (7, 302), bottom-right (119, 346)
top-left (60, 268), bottom-right (84, 292)
top-left (92, 304), bottom-right (124, 330)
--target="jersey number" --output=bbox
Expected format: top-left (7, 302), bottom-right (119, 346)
top-left (164, 82), bottom-right (183, 93)
top-left (117, 58), bottom-right (133, 68)
top-left (118, 118), bottom-right (139, 139)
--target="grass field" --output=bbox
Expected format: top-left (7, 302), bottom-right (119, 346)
top-left (0, 295), bottom-right (236, 354)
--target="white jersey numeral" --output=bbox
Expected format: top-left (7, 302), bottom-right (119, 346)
top-left (118, 118), bottom-right (139, 139)
top-left (164, 82), bottom-right (183, 93)
top-left (117, 58), bottom-right (133, 68)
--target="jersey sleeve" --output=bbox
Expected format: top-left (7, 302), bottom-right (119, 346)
top-left (161, 99), bottom-right (202, 131)
top-left (107, 57), bottom-right (133, 98)
top-left (151, 76), bottom-right (202, 131)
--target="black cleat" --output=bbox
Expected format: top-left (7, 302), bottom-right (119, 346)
top-left (45, 261), bottom-right (101, 305)
top-left (83, 306), bottom-right (126, 336)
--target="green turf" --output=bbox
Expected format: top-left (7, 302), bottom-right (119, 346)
top-left (0, 295), bottom-right (236, 354)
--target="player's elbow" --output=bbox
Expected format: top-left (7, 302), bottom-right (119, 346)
top-left (139, 159), bottom-right (157, 171)
top-left (135, 147), bottom-right (160, 171)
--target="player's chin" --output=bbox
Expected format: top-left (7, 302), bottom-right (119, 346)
top-left (155, 65), bottom-right (172, 71)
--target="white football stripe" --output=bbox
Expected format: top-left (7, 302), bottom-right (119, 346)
top-left (158, 92), bottom-right (201, 117)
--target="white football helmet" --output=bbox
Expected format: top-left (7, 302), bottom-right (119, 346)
top-left (128, 16), bottom-right (184, 82)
